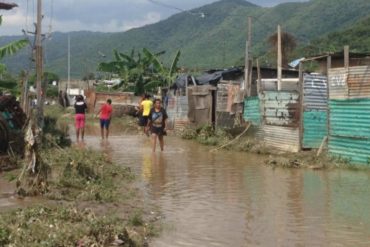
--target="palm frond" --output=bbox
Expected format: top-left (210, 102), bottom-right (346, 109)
top-left (169, 50), bottom-right (181, 78)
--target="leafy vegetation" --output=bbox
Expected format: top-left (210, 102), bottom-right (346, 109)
top-left (302, 15), bottom-right (370, 56)
top-left (98, 48), bottom-right (181, 94)
top-left (0, 205), bottom-right (153, 246)
top-left (0, 15), bottom-right (28, 59)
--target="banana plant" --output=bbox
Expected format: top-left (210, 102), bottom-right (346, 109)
top-left (98, 48), bottom-right (179, 94)
top-left (0, 16), bottom-right (29, 59)
top-left (142, 48), bottom-right (181, 88)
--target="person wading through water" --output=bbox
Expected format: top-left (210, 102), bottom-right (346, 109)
top-left (74, 95), bottom-right (87, 142)
top-left (140, 94), bottom-right (153, 136)
top-left (96, 99), bottom-right (113, 140)
top-left (147, 98), bottom-right (168, 152)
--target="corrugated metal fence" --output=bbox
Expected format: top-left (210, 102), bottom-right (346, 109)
top-left (303, 74), bottom-right (328, 148)
top-left (166, 95), bottom-right (189, 130)
top-left (244, 83), bottom-right (300, 152)
top-left (244, 96), bottom-right (260, 125)
top-left (258, 90), bottom-right (300, 152)
top-left (328, 66), bottom-right (370, 165)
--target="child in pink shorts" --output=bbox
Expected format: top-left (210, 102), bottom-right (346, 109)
top-left (74, 95), bottom-right (87, 141)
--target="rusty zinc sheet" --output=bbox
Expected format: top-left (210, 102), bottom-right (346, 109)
top-left (166, 96), bottom-right (189, 130)
top-left (260, 91), bottom-right (300, 127)
top-left (347, 66), bottom-right (370, 98)
top-left (216, 84), bottom-right (228, 112)
top-left (257, 125), bottom-right (300, 153)
top-left (188, 86), bottom-right (215, 126)
top-left (254, 91), bottom-right (301, 152)
top-left (328, 68), bottom-right (348, 99)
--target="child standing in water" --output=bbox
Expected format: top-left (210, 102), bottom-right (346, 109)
top-left (74, 95), bottom-right (87, 142)
top-left (140, 94), bottom-right (153, 136)
top-left (147, 98), bottom-right (168, 152)
top-left (96, 99), bottom-right (113, 140)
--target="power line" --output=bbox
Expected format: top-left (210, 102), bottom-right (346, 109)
top-left (147, 0), bottom-right (205, 18)
top-left (147, 0), bottom-right (183, 13)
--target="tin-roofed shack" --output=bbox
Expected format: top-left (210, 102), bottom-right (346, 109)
top-left (308, 51), bottom-right (370, 74)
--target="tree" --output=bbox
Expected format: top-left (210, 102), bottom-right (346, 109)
top-left (268, 31), bottom-right (297, 68)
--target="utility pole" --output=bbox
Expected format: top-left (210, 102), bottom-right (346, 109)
top-left (68, 34), bottom-right (71, 90)
top-left (36, 0), bottom-right (44, 128)
top-left (244, 16), bottom-right (252, 96)
top-left (277, 25), bottom-right (282, 91)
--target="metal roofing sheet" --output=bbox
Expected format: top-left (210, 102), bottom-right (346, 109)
top-left (257, 125), bottom-right (300, 152)
top-left (303, 111), bottom-right (328, 149)
top-left (167, 96), bottom-right (189, 129)
top-left (304, 74), bottom-right (328, 110)
top-left (329, 136), bottom-right (370, 166)
top-left (347, 66), bottom-right (370, 98)
top-left (328, 68), bottom-right (348, 100)
top-left (243, 96), bottom-right (261, 126)
top-left (216, 84), bottom-right (228, 112)
top-left (329, 98), bottom-right (370, 139)
top-left (260, 91), bottom-right (300, 127)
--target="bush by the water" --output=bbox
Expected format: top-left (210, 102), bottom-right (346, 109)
top-left (0, 205), bottom-right (145, 246)
top-left (180, 125), bottom-right (232, 146)
top-left (42, 147), bottom-right (135, 202)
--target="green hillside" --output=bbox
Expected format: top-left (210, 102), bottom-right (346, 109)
top-left (1, 0), bottom-right (370, 79)
top-left (303, 15), bottom-right (370, 55)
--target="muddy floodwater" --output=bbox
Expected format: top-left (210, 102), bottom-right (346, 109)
top-left (80, 131), bottom-right (370, 247)
top-left (2, 126), bottom-right (370, 246)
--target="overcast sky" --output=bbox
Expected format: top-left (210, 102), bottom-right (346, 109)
top-left (1, 0), bottom-right (308, 36)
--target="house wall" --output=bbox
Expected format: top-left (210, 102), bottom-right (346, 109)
top-left (85, 90), bottom-right (137, 117)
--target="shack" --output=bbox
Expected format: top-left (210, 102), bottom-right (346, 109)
top-left (306, 51), bottom-right (370, 75)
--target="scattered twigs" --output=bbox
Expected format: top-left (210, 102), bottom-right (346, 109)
top-left (210, 123), bottom-right (251, 153)
top-left (316, 136), bottom-right (328, 157)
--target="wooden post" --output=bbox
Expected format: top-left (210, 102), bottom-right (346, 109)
top-left (277, 25), bottom-right (282, 91)
top-left (344, 45), bottom-right (349, 69)
top-left (68, 34), bottom-right (71, 90)
top-left (35, 0), bottom-right (43, 128)
top-left (244, 40), bottom-right (249, 93)
top-left (327, 55), bottom-right (332, 149)
top-left (257, 58), bottom-right (261, 94)
top-left (298, 62), bottom-right (304, 151)
top-left (244, 17), bottom-right (252, 96)
top-left (326, 55), bottom-right (331, 75)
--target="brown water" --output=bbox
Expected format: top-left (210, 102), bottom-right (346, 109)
top-left (82, 133), bottom-right (370, 247)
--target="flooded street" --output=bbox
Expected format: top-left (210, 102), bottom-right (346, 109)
top-left (82, 131), bottom-right (370, 247)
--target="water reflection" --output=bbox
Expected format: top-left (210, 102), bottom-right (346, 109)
top-left (81, 133), bottom-right (370, 247)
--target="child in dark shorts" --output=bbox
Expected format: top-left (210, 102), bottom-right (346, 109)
top-left (147, 99), bottom-right (168, 152)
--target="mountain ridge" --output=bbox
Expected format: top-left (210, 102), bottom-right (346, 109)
top-left (1, 0), bottom-right (370, 78)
